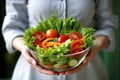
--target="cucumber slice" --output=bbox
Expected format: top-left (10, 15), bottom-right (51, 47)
top-left (53, 64), bottom-right (61, 68)
top-left (68, 59), bottom-right (78, 67)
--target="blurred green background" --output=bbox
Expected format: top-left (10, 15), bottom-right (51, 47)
top-left (0, 0), bottom-right (120, 80)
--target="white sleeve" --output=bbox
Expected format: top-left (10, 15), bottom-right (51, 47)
top-left (2, 0), bottom-right (28, 53)
top-left (94, 0), bottom-right (118, 52)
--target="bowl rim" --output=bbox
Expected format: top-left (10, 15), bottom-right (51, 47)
top-left (30, 47), bottom-right (90, 57)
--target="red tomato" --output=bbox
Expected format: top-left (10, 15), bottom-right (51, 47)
top-left (31, 31), bottom-right (45, 41)
top-left (69, 46), bottom-right (84, 58)
top-left (31, 31), bottom-right (45, 47)
top-left (57, 34), bottom-right (69, 43)
top-left (70, 46), bottom-right (83, 54)
top-left (69, 31), bottom-right (82, 40)
top-left (71, 39), bottom-right (84, 48)
top-left (70, 39), bottom-right (84, 58)
top-left (33, 39), bottom-right (39, 47)
top-left (46, 29), bottom-right (58, 38)
top-left (33, 39), bottom-right (42, 47)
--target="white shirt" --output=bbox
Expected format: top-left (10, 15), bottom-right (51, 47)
top-left (2, 0), bottom-right (118, 80)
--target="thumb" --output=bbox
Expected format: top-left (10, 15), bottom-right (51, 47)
top-left (21, 47), bottom-right (37, 66)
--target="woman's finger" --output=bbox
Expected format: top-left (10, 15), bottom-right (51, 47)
top-left (21, 46), bottom-right (59, 75)
top-left (85, 46), bottom-right (98, 62)
top-left (21, 46), bottom-right (36, 65)
top-left (29, 49), bottom-right (39, 61)
top-left (31, 64), bottom-right (59, 75)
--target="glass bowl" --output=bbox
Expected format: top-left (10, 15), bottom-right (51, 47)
top-left (32, 47), bottom-right (90, 72)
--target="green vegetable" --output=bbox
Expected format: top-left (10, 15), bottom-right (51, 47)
top-left (68, 59), bottom-right (78, 67)
top-left (81, 28), bottom-right (95, 48)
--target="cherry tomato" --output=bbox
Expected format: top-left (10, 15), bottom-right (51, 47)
top-left (69, 31), bottom-right (82, 40)
top-left (33, 39), bottom-right (39, 47)
top-left (33, 39), bottom-right (42, 47)
top-left (70, 46), bottom-right (83, 54)
top-left (31, 31), bottom-right (45, 47)
top-left (69, 46), bottom-right (83, 58)
top-left (57, 34), bottom-right (69, 43)
top-left (31, 31), bottom-right (45, 41)
top-left (71, 39), bottom-right (84, 48)
top-left (46, 29), bottom-right (58, 38)
top-left (70, 39), bottom-right (84, 58)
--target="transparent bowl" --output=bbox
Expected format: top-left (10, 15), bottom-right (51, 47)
top-left (32, 47), bottom-right (90, 72)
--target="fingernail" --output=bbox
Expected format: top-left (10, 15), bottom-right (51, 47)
top-left (32, 60), bottom-right (36, 65)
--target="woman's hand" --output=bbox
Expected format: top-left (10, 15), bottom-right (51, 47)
top-left (13, 37), bottom-right (59, 75)
top-left (59, 35), bottom-right (109, 75)
top-left (21, 46), bottom-right (59, 75)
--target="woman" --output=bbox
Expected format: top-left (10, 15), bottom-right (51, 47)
top-left (2, 0), bottom-right (117, 80)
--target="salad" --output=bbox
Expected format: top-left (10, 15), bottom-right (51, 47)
top-left (23, 15), bottom-right (95, 70)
